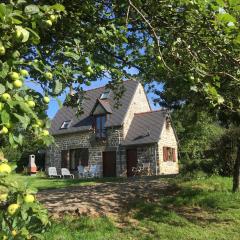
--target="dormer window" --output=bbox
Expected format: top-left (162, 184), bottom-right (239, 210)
top-left (60, 120), bottom-right (71, 129)
top-left (95, 115), bottom-right (106, 138)
top-left (100, 90), bottom-right (110, 100)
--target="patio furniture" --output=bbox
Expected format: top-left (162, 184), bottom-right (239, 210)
top-left (47, 167), bottom-right (61, 178)
top-left (77, 165), bottom-right (85, 178)
top-left (132, 166), bottom-right (141, 176)
top-left (83, 166), bottom-right (90, 178)
top-left (88, 165), bottom-right (101, 178)
top-left (141, 163), bottom-right (152, 176)
top-left (61, 168), bottom-right (74, 178)
top-left (132, 163), bottom-right (152, 176)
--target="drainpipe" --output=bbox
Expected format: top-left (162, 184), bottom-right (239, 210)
top-left (155, 142), bottom-right (158, 175)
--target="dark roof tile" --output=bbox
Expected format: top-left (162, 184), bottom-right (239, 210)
top-left (122, 110), bottom-right (168, 146)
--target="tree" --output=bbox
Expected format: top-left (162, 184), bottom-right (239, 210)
top-left (0, 1), bottom-right (65, 238)
top-left (171, 105), bottom-right (224, 173)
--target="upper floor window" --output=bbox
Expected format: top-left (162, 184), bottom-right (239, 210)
top-left (60, 120), bottom-right (71, 129)
top-left (100, 90), bottom-right (110, 100)
top-left (95, 115), bottom-right (106, 138)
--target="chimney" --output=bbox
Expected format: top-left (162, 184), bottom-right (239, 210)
top-left (28, 155), bottom-right (37, 176)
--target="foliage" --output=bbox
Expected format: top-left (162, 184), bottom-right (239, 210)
top-left (212, 127), bottom-right (240, 176)
top-left (0, 1), bottom-right (65, 147)
top-left (0, 1), bottom-right (65, 238)
top-left (171, 105), bottom-right (224, 174)
top-left (0, 156), bottom-right (50, 239)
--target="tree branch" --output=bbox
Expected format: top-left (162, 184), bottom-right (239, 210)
top-left (128, 0), bottom-right (173, 72)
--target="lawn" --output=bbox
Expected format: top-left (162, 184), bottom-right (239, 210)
top-left (41, 175), bottom-right (240, 240)
top-left (5, 173), bottom-right (124, 190)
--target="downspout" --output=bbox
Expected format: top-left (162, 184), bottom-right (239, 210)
top-left (155, 143), bottom-right (158, 175)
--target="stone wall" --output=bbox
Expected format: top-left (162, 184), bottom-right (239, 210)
top-left (158, 121), bottom-right (179, 175)
top-left (45, 126), bottom-right (124, 176)
top-left (123, 83), bottom-right (151, 137)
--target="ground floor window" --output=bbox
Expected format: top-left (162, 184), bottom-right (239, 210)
top-left (163, 147), bottom-right (176, 162)
top-left (61, 148), bottom-right (89, 170)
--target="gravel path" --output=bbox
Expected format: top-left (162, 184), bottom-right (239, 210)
top-left (37, 178), bottom-right (170, 218)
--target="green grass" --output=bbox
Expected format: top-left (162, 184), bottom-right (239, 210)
top-left (4, 174), bottom-right (124, 190)
top-left (41, 175), bottom-right (240, 240)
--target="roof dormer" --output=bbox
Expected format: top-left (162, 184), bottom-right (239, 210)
top-left (91, 99), bottom-right (112, 115)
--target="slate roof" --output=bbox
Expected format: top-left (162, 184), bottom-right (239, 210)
top-left (122, 110), bottom-right (168, 146)
top-left (50, 80), bottom-right (139, 136)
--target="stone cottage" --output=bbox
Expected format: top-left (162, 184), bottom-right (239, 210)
top-left (46, 80), bottom-right (179, 177)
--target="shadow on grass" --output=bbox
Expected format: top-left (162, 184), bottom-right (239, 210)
top-left (126, 180), bottom-right (240, 227)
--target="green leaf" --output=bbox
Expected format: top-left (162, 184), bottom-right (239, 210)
top-left (1, 110), bottom-right (10, 124)
top-left (0, 84), bottom-right (5, 94)
top-left (0, 62), bottom-right (9, 78)
top-left (9, 133), bottom-right (15, 146)
top-left (49, 4), bottom-right (65, 12)
top-left (26, 27), bottom-right (40, 40)
top-left (216, 13), bottom-right (237, 23)
top-left (13, 134), bottom-right (23, 145)
top-left (11, 17), bottom-right (22, 24)
top-left (53, 80), bottom-right (63, 95)
top-left (63, 51), bottom-right (80, 60)
top-left (0, 3), bottom-right (12, 20)
top-left (13, 113), bottom-right (30, 129)
top-left (24, 5), bottom-right (40, 15)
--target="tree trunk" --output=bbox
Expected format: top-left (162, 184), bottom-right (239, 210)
top-left (232, 140), bottom-right (240, 192)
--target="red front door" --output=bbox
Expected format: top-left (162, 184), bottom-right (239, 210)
top-left (126, 149), bottom-right (137, 177)
top-left (103, 151), bottom-right (116, 177)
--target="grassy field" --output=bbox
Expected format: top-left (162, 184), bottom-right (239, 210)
top-left (41, 175), bottom-right (240, 240)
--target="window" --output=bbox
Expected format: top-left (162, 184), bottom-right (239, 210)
top-left (95, 115), bottom-right (106, 138)
top-left (100, 90), bottom-right (110, 99)
top-left (60, 120), bottom-right (71, 129)
top-left (163, 147), bottom-right (176, 162)
top-left (61, 148), bottom-right (89, 171)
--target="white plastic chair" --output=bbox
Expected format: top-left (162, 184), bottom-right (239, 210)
top-left (61, 168), bottom-right (74, 179)
top-left (48, 167), bottom-right (61, 178)
top-left (89, 165), bottom-right (101, 178)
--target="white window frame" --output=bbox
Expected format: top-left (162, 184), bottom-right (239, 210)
top-left (100, 90), bottom-right (110, 99)
top-left (60, 120), bottom-right (71, 129)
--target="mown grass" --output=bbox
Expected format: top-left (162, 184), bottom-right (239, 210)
top-left (41, 175), bottom-right (240, 240)
top-left (4, 174), bottom-right (125, 190)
